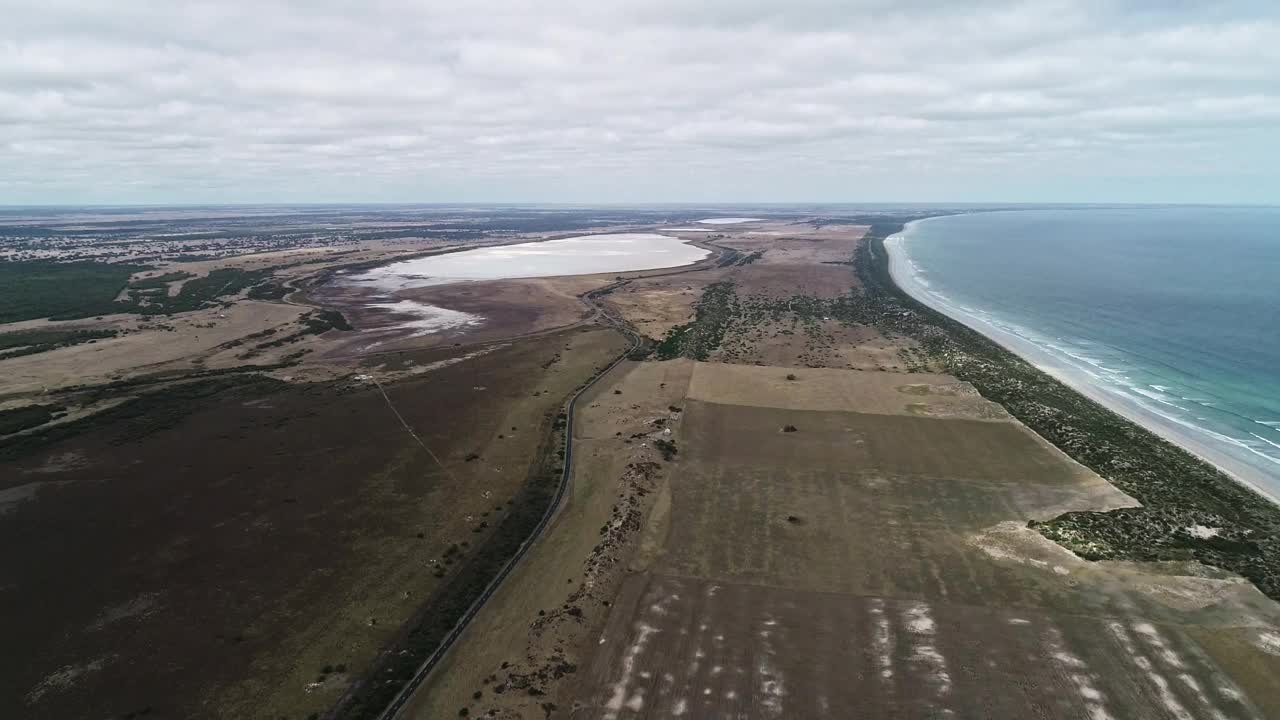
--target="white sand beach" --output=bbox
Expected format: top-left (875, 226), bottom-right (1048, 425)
top-left (886, 227), bottom-right (1280, 506)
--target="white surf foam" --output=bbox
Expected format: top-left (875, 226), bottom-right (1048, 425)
top-left (886, 225), bottom-right (1280, 504)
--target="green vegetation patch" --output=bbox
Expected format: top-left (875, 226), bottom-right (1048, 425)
top-left (0, 327), bottom-right (118, 359)
top-left (0, 404), bottom-right (66, 436)
top-left (247, 281), bottom-right (291, 301)
top-left (238, 310), bottom-right (352, 358)
top-left (656, 281), bottom-right (737, 360)
top-left (0, 259), bottom-right (286, 322)
top-left (0, 259), bottom-right (148, 323)
top-left (138, 268), bottom-right (269, 315)
top-left (854, 220), bottom-right (1280, 600)
top-left (0, 374), bottom-right (288, 462)
top-left (305, 310), bottom-right (353, 333)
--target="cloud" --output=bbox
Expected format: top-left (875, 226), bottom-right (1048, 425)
top-left (0, 0), bottom-right (1277, 203)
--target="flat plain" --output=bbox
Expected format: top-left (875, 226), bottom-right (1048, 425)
top-left (5, 208), bottom-right (1280, 720)
top-left (406, 217), bottom-right (1280, 720)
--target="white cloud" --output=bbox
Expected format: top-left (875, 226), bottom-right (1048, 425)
top-left (0, 0), bottom-right (1277, 203)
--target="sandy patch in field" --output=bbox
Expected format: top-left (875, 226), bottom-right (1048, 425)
top-left (601, 272), bottom-right (726, 340)
top-left (972, 520), bottom-right (1087, 577)
top-left (605, 286), bottom-right (699, 339)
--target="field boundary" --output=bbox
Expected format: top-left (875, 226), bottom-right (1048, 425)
top-left (374, 300), bottom-right (641, 720)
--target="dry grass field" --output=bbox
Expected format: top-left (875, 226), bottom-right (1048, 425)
top-left (567, 362), bottom-right (1280, 720)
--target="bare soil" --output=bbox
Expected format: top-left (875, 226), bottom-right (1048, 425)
top-left (568, 363), bottom-right (1280, 719)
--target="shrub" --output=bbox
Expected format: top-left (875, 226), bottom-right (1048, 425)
top-left (653, 438), bottom-right (678, 461)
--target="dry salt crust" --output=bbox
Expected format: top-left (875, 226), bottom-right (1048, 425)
top-left (351, 233), bottom-right (709, 291)
top-left (367, 300), bottom-right (483, 336)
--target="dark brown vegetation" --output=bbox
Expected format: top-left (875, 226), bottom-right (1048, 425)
top-left (0, 330), bottom-right (612, 720)
top-left (0, 327), bottom-right (118, 359)
top-left (0, 403), bottom-right (66, 435)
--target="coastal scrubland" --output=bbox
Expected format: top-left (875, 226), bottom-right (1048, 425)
top-left (420, 216), bottom-right (1280, 720)
top-left (7, 208), bottom-right (1280, 720)
top-left (855, 224), bottom-right (1280, 602)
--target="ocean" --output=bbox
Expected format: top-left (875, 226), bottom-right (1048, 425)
top-left (889, 206), bottom-right (1280, 502)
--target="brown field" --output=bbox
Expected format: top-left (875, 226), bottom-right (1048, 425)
top-left (10, 214), bottom-right (1280, 720)
top-left (577, 574), bottom-right (1270, 719)
top-left (685, 363), bottom-right (1006, 419)
top-left (1, 326), bottom-right (625, 720)
top-left (566, 363), bottom-right (1280, 719)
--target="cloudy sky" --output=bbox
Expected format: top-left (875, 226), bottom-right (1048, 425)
top-left (2, 0), bottom-right (1278, 204)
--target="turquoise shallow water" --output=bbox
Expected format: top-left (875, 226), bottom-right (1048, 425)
top-left (896, 207), bottom-right (1280, 498)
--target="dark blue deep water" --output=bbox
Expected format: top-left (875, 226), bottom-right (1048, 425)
top-left (898, 206), bottom-right (1280, 495)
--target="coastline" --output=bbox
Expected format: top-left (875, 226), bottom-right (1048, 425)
top-left (885, 221), bottom-right (1279, 507)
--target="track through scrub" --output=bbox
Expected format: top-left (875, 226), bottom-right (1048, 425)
top-left (369, 374), bottom-right (460, 486)
top-left (375, 293), bottom-right (641, 720)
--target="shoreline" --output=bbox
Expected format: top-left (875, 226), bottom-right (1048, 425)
top-left (885, 221), bottom-right (1279, 506)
